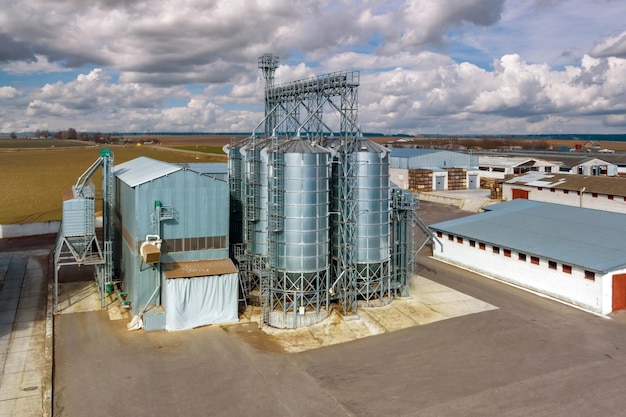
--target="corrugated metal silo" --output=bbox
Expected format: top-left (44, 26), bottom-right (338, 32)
top-left (62, 182), bottom-right (96, 254)
top-left (241, 138), bottom-right (273, 257)
top-left (225, 137), bottom-right (251, 247)
top-left (331, 138), bottom-right (391, 303)
top-left (265, 138), bottom-right (331, 328)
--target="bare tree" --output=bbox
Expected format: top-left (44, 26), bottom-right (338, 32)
top-left (64, 128), bottom-right (78, 140)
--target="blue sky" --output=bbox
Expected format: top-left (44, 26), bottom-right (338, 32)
top-left (1, 0), bottom-right (625, 135)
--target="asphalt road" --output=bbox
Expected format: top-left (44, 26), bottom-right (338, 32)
top-left (53, 202), bottom-right (626, 416)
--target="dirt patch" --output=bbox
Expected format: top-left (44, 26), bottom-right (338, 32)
top-left (223, 321), bottom-right (285, 353)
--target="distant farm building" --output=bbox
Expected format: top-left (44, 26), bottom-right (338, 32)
top-left (389, 149), bottom-right (480, 191)
top-left (477, 156), bottom-right (561, 180)
top-left (504, 172), bottom-right (626, 214)
top-left (565, 157), bottom-right (618, 176)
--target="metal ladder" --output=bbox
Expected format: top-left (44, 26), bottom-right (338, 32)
top-left (268, 152), bottom-right (284, 232)
top-left (258, 270), bottom-right (271, 328)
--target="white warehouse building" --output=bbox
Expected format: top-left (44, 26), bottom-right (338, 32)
top-left (504, 172), bottom-right (626, 214)
top-left (388, 148), bottom-right (480, 191)
top-left (429, 199), bottom-right (626, 315)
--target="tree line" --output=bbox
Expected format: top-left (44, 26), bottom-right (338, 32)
top-left (9, 128), bottom-right (132, 144)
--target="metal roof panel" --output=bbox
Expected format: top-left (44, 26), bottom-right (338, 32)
top-left (505, 172), bottom-right (626, 197)
top-left (431, 199), bottom-right (626, 273)
top-left (113, 157), bottom-right (181, 187)
top-left (389, 148), bottom-right (439, 158)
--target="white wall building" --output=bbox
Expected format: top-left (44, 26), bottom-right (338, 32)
top-left (478, 156), bottom-right (561, 180)
top-left (568, 157), bottom-right (618, 176)
top-left (504, 172), bottom-right (626, 214)
top-left (430, 199), bottom-right (626, 315)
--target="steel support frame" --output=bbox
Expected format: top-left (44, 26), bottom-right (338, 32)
top-left (255, 67), bottom-right (361, 324)
top-left (54, 150), bottom-right (115, 313)
top-left (390, 190), bottom-right (433, 296)
top-left (270, 269), bottom-right (329, 328)
top-left (266, 70), bottom-right (360, 138)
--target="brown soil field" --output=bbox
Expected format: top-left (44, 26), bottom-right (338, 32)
top-left (0, 144), bottom-right (226, 225)
top-left (131, 134), bottom-right (246, 147)
top-left (139, 134), bottom-right (393, 147)
top-left (545, 139), bottom-right (626, 151)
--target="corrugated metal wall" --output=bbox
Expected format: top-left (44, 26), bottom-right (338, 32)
top-left (117, 169), bottom-right (230, 314)
top-left (390, 150), bottom-right (478, 170)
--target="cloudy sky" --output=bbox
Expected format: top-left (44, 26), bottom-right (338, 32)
top-left (1, 0), bottom-right (625, 135)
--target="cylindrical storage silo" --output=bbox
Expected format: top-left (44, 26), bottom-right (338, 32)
top-left (225, 137), bottom-right (252, 247)
top-left (62, 195), bottom-right (96, 255)
top-left (241, 138), bottom-right (273, 257)
top-left (266, 138), bottom-right (331, 328)
top-left (354, 139), bottom-right (390, 265)
top-left (331, 138), bottom-right (391, 303)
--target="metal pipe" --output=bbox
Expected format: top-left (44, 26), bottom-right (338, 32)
top-left (252, 103), bottom-right (280, 137)
top-left (139, 281), bottom-right (161, 317)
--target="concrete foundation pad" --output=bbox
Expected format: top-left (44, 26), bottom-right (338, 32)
top-left (343, 315), bottom-right (386, 339)
top-left (240, 275), bottom-right (498, 353)
top-left (268, 309), bottom-right (330, 329)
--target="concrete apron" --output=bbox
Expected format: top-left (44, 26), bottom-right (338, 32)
top-left (0, 250), bottom-right (51, 417)
top-left (242, 275), bottom-right (498, 353)
top-left (54, 274), bottom-right (496, 355)
top-left (55, 280), bottom-right (130, 320)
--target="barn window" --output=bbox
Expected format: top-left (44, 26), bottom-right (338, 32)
top-left (592, 193), bottom-right (598, 198)
top-left (531, 256), bottom-right (540, 265)
top-left (518, 253), bottom-right (526, 261)
top-left (492, 246), bottom-right (500, 254)
top-left (504, 249), bottom-right (511, 257)
top-left (538, 187), bottom-right (543, 191)
top-left (448, 234), bottom-right (454, 241)
top-left (469, 240), bottom-right (476, 247)
top-left (562, 264), bottom-right (572, 274)
top-left (456, 236), bottom-right (463, 244)
top-left (479, 242), bottom-right (486, 250)
top-left (437, 231), bottom-right (443, 238)
top-left (584, 270), bottom-right (595, 281)
top-left (550, 188), bottom-right (555, 193)
top-left (608, 195), bottom-right (614, 200)
top-left (563, 190), bottom-right (569, 194)
top-left (548, 260), bottom-right (557, 270)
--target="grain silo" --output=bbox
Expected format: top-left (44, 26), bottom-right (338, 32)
top-left (241, 138), bottom-right (273, 258)
top-left (263, 138), bottom-right (331, 328)
top-left (224, 136), bottom-right (252, 249)
top-left (227, 55), bottom-right (428, 329)
top-left (331, 138), bottom-right (391, 304)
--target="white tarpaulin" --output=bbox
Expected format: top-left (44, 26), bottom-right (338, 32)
top-left (165, 272), bottom-right (238, 331)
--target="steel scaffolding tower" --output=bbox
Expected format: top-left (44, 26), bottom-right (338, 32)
top-left (258, 54), bottom-right (279, 138)
top-left (265, 70), bottom-right (360, 138)
top-left (260, 64), bottom-right (361, 320)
